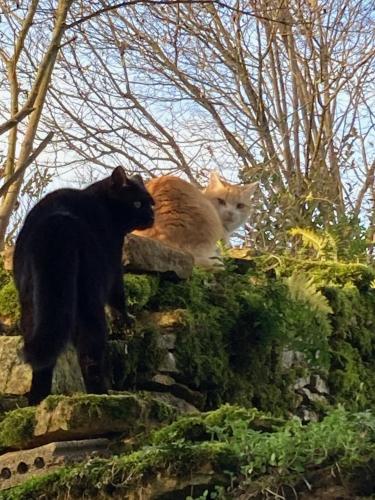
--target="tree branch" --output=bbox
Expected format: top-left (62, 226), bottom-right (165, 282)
top-left (66, 0), bottom-right (294, 30)
top-left (0, 107), bottom-right (35, 136)
top-left (0, 132), bottom-right (54, 198)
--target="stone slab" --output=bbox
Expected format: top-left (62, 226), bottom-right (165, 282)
top-left (123, 234), bottom-right (194, 279)
top-left (0, 438), bottom-right (109, 490)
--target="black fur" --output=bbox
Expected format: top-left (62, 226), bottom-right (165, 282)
top-left (13, 167), bottom-right (154, 405)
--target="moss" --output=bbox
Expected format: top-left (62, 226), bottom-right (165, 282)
top-left (0, 406), bottom-right (36, 449)
top-left (325, 286), bottom-right (375, 355)
top-left (2, 257), bottom-right (375, 418)
top-left (4, 406), bottom-right (375, 499)
top-left (0, 467), bottom-right (76, 500)
top-left (1, 439), bottom-right (238, 500)
top-left (109, 325), bottom-right (164, 390)
top-left (0, 395), bottom-right (28, 420)
top-left (0, 257), bottom-right (12, 288)
top-left (124, 274), bottom-right (159, 313)
top-left (323, 285), bottom-right (375, 410)
top-left (152, 269), bottom-right (331, 413)
top-left (147, 396), bottom-right (178, 423)
top-left (328, 340), bottom-right (375, 410)
top-left (41, 393), bottom-right (146, 424)
top-left (151, 405), bottom-right (284, 447)
top-left (0, 279), bottom-right (20, 324)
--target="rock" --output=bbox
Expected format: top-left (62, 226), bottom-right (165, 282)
top-left (149, 391), bottom-right (200, 415)
top-left (0, 336), bottom-right (85, 397)
top-left (151, 374), bottom-right (176, 386)
top-left (310, 374), bottom-right (330, 395)
top-left (33, 394), bottom-right (144, 442)
top-left (0, 337), bottom-right (31, 395)
top-left (30, 392), bottom-right (180, 446)
top-left (143, 309), bottom-right (188, 350)
top-left (0, 391), bottom-right (194, 450)
top-left (157, 333), bottom-right (176, 350)
top-left (159, 352), bottom-right (178, 373)
top-left (293, 393), bottom-right (304, 408)
top-left (145, 374), bottom-right (206, 409)
top-left (299, 387), bottom-right (328, 405)
top-left (0, 438), bottom-right (110, 490)
top-left (149, 309), bottom-right (188, 331)
top-left (281, 349), bottom-right (294, 370)
top-left (123, 234), bottom-right (194, 279)
top-left (294, 376), bottom-right (310, 390)
top-left (0, 395), bottom-right (28, 416)
top-left (297, 407), bottom-right (319, 423)
top-left (281, 349), bottom-right (305, 370)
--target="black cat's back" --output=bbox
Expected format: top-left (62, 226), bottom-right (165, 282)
top-left (14, 167), bottom-right (154, 404)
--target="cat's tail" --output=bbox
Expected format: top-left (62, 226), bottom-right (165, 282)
top-left (23, 213), bottom-right (79, 370)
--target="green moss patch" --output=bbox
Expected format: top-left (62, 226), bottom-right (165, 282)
top-left (1, 257), bottom-right (375, 415)
top-left (3, 405), bottom-right (375, 499)
top-left (124, 274), bottom-right (159, 313)
top-left (0, 406), bottom-right (36, 450)
top-left (149, 269), bottom-right (331, 412)
top-left (0, 279), bottom-right (20, 325)
top-left (109, 325), bottom-right (164, 389)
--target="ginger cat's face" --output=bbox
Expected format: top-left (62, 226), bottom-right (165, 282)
top-left (203, 172), bottom-right (258, 237)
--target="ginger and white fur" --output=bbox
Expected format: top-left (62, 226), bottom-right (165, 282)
top-left (133, 172), bottom-right (257, 268)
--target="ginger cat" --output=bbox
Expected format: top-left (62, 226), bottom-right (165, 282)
top-left (133, 172), bottom-right (257, 268)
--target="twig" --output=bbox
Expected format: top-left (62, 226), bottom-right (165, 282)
top-left (0, 132), bottom-right (54, 197)
top-left (66, 0), bottom-right (294, 30)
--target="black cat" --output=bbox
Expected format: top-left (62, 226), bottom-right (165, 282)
top-left (13, 166), bottom-right (154, 405)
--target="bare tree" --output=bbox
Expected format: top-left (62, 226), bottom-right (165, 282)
top-left (1, 0), bottom-right (374, 253)
top-left (0, 0), bottom-right (75, 246)
top-left (0, 0), bottom-right (220, 247)
top-left (45, 0), bottom-right (374, 250)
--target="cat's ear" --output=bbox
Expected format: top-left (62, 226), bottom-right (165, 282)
top-left (208, 171), bottom-right (225, 189)
top-left (111, 166), bottom-right (129, 188)
top-left (130, 174), bottom-right (146, 189)
top-left (243, 181), bottom-right (258, 198)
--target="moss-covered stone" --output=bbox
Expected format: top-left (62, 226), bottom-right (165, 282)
top-left (146, 269), bottom-right (331, 413)
top-left (3, 406), bottom-right (375, 499)
top-left (0, 393), bottom-right (180, 450)
top-left (1, 257), bottom-right (375, 415)
top-left (0, 406), bottom-right (36, 450)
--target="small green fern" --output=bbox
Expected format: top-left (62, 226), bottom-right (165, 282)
top-left (286, 271), bottom-right (333, 315)
top-left (289, 227), bottom-right (338, 261)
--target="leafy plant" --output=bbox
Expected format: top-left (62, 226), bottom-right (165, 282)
top-left (289, 227), bottom-right (338, 261)
top-left (286, 271), bottom-right (333, 315)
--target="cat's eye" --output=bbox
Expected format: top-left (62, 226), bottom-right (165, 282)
top-left (133, 201), bottom-right (142, 209)
top-left (217, 198), bottom-right (226, 206)
top-left (237, 203), bottom-right (245, 209)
